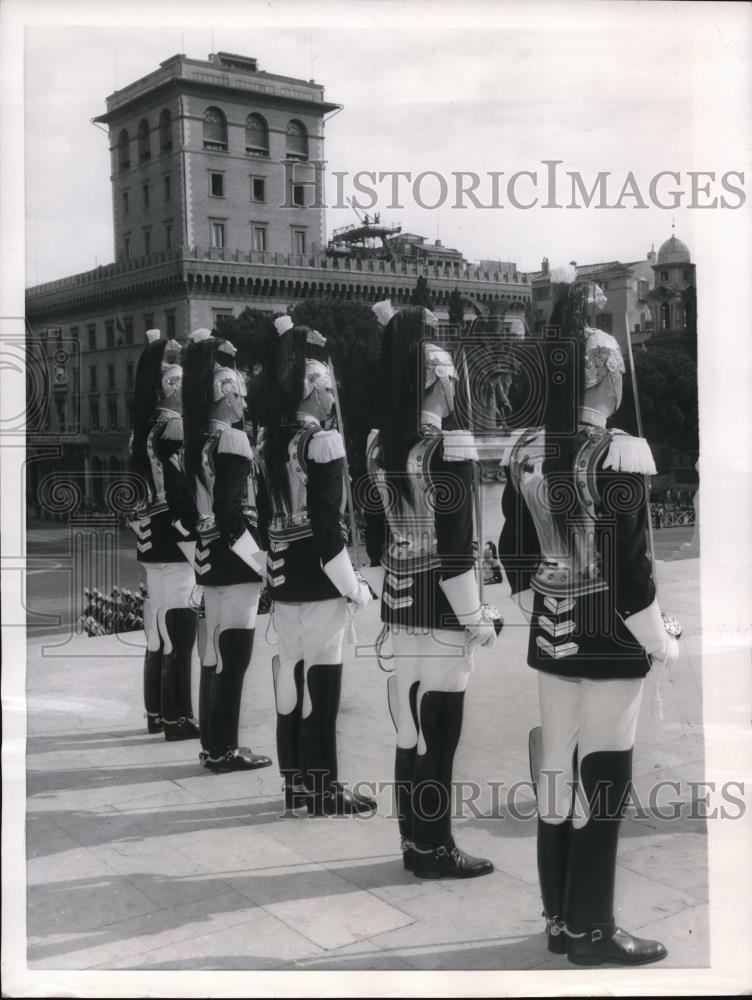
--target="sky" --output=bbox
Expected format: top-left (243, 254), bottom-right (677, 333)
top-left (19, 2), bottom-right (750, 285)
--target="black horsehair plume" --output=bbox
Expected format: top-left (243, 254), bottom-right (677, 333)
top-left (182, 336), bottom-right (236, 498)
top-left (542, 281), bottom-right (589, 529)
top-left (130, 339), bottom-right (168, 491)
top-left (261, 326), bottom-right (330, 511)
top-left (377, 306), bottom-right (430, 506)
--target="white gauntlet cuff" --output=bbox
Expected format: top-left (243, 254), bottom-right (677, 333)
top-left (230, 530), bottom-right (267, 575)
top-left (623, 597), bottom-right (668, 659)
top-left (439, 569), bottom-right (483, 626)
top-left (322, 547), bottom-right (359, 598)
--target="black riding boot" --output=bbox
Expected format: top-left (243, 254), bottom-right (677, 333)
top-left (538, 819), bottom-right (571, 953)
top-left (564, 749), bottom-right (667, 967)
top-left (300, 664), bottom-right (376, 816)
top-left (201, 628), bottom-right (272, 773)
top-left (143, 646), bottom-right (164, 733)
top-left (161, 608), bottom-right (200, 741)
top-left (273, 657), bottom-right (307, 811)
top-left (395, 746), bottom-right (417, 869)
top-left (412, 691), bottom-right (493, 880)
top-left (530, 730), bottom-right (578, 954)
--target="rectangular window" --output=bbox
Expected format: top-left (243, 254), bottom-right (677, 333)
top-left (126, 361), bottom-right (134, 388)
top-left (89, 365), bottom-right (97, 390)
top-left (211, 221), bottom-right (226, 249)
top-left (210, 172), bottom-right (225, 197)
top-left (293, 229), bottom-right (307, 255)
top-left (166, 311), bottom-right (176, 338)
top-left (683, 269), bottom-right (690, 281)
top-left (163, 175), bottom-right (171, 200)
top-left (124, 318), bottom-right (134, 345)
top-left (87, 324), bottom-right (96, 351)
top-left (142, 183), bottom-right (150, 208)
top-left (251, 177), bottom-right (265, 202)
top-left (600, 280), bottom-right (609, 291)
top-left (107, 364), bottom-right (115, 389)
top-left (123, 237), bottom-right (131, 260)
top-left (108, 398), bottom-right (118, 430)
top-left (122, 191), bottom-right (129, 215)
top-left (144, 314), bottom-right (154, 332)
top-left (292, 184), bottom-right (305, 207)
top-left (165, 223), bottom-right (173, 250)
top-left (660, 271), bottom-right (669, 282)
top-left (89, 399), bottom-right (100, 431)
top-left (143, 230), bottom-right (151, 255)
top-left (252, 226), bottom-right (267, 252)
top-left (105, 321), bottom-right (114, 348)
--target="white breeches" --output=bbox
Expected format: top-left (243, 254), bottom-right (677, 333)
top-left (201, 582), bottom-right (261, 671)
top-left (537, 671), bottom-right (644, 828)
top-left (272, 598), bottom-right (348, 719)
top-left (391, 627), bottom-right (472, 754)
top-left (142, 562), bottom-right (196, 654)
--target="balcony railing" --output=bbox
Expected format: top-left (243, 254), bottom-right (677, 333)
top-left (27, 245), bottom-right (532, 299)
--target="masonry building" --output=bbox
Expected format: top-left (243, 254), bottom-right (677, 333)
top-left (26, 51), bottom-right (530, 509)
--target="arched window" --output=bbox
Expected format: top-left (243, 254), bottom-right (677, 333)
top-left (117, 129), bottom-right (130, 171)
top-left (661, 301), bottom-right (671, 331)
top-left (159, 109), bottom-right (172, 152)
top-left (137, 119), bottom-right (151, 162)
top-left (203, 107), bottom-right (227, 151)
top-left (286, 119), bottom-right (308, 160)
top-left (245, 113), bottom-right (269, 156)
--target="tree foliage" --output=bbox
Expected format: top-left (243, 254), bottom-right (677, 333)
top-left (410, 275), bottom-right (433, 308)
top-left (448, 287), bottom-right (465, 327)
top-left (618, 347), bottom-right (698, 459)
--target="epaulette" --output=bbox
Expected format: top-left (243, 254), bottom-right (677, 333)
top-left (442, 429), bottom-right (479, 462)
top-left (602, 429), bottom-right (657, 476)
top-left (308, 429), bottom-right (346, 463)
top-left (217, 427), bottom-right (253, 459)
top-left (161, 416), bottom-right (183, 441)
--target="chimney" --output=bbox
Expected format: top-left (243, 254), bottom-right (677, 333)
top-left (435, 239), bottom-right (442, 247)
top-left (541, 257), bottom-right (549, 276)
top-left (647, 244), bottom-right (656, 263)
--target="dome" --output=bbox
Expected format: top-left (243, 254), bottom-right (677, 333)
top-left (656, 235), bottom-right (691, 265)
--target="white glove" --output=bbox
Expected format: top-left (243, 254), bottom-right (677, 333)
top-left (651, 634), bottom-right (679, 667)
top-left (347, 581), bottom-right (373, 611)
top-left (465, 621), bottom-right (497, 651)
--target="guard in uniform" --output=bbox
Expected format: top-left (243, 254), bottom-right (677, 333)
top-left (499, 282), bottom-right (679, 966)
top-left (256, 317), bottom-right (375, 816)
top-left (129, 330), bottom-right (200, 741)
top-left (364, 305), bottom-right (498, 879)
top-left (182, 330), bottom-right (272, 774)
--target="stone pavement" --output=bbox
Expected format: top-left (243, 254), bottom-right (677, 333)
top-left (23, 558), bottom-right (707, 973)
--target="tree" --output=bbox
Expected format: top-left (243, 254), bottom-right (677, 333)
top-left (618, 347), bottom-right (698, 460)
top-left (410, 275), bottom-right (433, 308)
top-left (448, 287), bottom-right (465, 327)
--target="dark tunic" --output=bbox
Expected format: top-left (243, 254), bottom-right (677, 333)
top-left (256, 424), bottom-right (347, 604)
top-left (365, 427), bottom-right (477, 632)
top-left (135, 414), bottom-right (194, 565)
top-left (498, 424), bottom-right (655, 680)
top-left (194, 428), bottom-right (264, 588)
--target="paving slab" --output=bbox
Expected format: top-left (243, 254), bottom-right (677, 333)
top-left (22, 553), bottom-right (708, 972)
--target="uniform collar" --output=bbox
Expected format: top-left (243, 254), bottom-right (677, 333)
top-left (419, 409), bottom-right (442, 430)
top-left (579, 406), bottom-right (607, 429)
top-left (295, 412), bottom-right (322, 428)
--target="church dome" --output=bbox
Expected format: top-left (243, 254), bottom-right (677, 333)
top-left (656, 235), bottom-right (691, 265)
